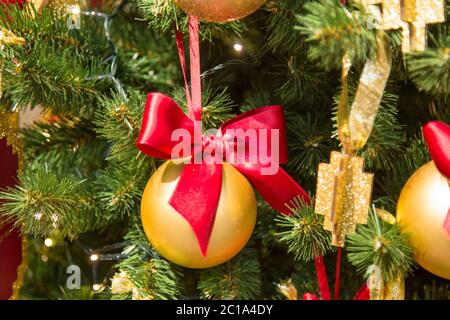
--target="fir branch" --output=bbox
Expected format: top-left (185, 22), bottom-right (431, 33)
top-left (276, 198), bottom-right (333, 262)
top-left (0, 167), bottom-right (96, 239)
top-left (359, 89), bottom-right (404, 171)
top-left (265, 0), bottom-right (305, 54)
top-left (419, 282), bottom-right (450, 300)
top-left (2, 41), bottom-right (104, 115)
top-left (21, 115), bottom-right (108, 177)
top-left (378, 136), bottom-right (430, 210)
top-left (270, 52), bottom-right (334, 106)
top-left (94, 91), bottom-right (149, 164)
top-left (197, 249), bottom-right (262, 300)
top-left (114, 223), bottom-right (183, 299)
top-left (0, 4), bottom-right (72, 45)
top-left (171, 86), bottom-right (235, 129)
top-left (286, 112), bottom-right (337, 178)
top-left (296, 0), bottom-right (376, 70)
top-left (406, 27), bottom-right (450, 100)
top-left (94, 160), bottom-right (150, 223)
top-left (347, 209), bottom-right (415, 282)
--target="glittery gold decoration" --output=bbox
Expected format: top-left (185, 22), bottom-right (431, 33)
top-left (9, 237), bottom-right (28, 300)
top-left (338, 33), bottom-right (391, 154)
top-left (369, 209), bottom-right (405, 300)
top-left (315, 152), bottom-right (374, 247)
top-left (131, 287), bottom-right (153, 300)
top-left (175, 0), bottom-right (267, 22)
top-left (278, 278), bottom-right (298, 300)
top-left (111, 271), bottom-right (134, 294)
top-left (359, 0), bottom-right (445, 52)
top-left (348, 33), bottom-right (391, 151)
top-left (111, 271), bottom-right (154, 300)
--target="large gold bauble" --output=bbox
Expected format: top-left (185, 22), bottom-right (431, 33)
top-left (141, 161), bottom-right (257, 269)
top-left (175, 0), bottom-right (267, 22)
top-left (396, 161), bottom-right (450, 279)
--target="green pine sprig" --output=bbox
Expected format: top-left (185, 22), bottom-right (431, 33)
top-left (347, 208), bottom-right (415, 282)
top-left (276, 197), bottom-right (333, 262)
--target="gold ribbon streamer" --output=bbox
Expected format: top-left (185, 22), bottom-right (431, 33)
top-left (338, 31), bottom-right (392, 154)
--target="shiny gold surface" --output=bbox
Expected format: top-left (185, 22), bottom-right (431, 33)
top-left (315, 151), bottom-right (374, 247)
top-left (141, 161), bottom-right (257, 269)
top-left (397, 161), bottom-right (450, 279)
top-left (175, 0), bottom-right (267, 22)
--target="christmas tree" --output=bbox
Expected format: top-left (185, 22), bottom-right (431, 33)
top-left (0, 0), bottom-right (449, 300)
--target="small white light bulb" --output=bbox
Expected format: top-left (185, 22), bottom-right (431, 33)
top-left (233, 43), bottom-right (243, 52)
top-left (90, 254), bottom-right (99, 261)
top-left (44, 238), bottom-right (53, 247)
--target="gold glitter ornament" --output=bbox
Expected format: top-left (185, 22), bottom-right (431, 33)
top-left (30, 0), bottom-right (79, 13)
top-left (368, 209), bottom-right (405, 300)
top-left (175, 0), bottom-right (267, 22)
top-left (315, 151), bottom-right (374, 247)
top-left (111, 271), bottom-right (134, 294)
top-left (358, 0), bottom-right (445, 52)
top-left (278, 278), bottom-right (298, 300)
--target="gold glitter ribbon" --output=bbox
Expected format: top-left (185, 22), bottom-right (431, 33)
top-left (369, 209), bottom-right (405, 300)
top-left (9, 237), bottom-right (28, 300)
top-left (338, 31), bottom-right (391, 154)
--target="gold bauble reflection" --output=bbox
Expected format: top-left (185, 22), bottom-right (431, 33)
top-left (175, 0), bottom-right (267, 22)
top-left (141, 161), bottom-right (257, 269)
top-left (396, 161), bottom-right (450, 279)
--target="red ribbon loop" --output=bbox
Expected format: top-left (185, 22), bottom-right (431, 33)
top-left (137, 93), bottom-right (309, 256)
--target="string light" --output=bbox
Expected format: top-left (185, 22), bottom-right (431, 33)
top-left (41, 255), bottom-right (48, 262)
top-left (44, 238), bottom-right (53, 247)
top-left (92, 284), bottom-right (103, 291)
top-left (90, 254), bottom-right (99, 261)
top-left (233, 43), bottom-right (243, 52)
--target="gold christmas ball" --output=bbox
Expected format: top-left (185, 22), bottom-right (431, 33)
top-left (141, 161), bottom-right (257, 269)
top-left (175, 0), bottom-right (267, 22)
top-left (396, 161), bottom-right (450, 279)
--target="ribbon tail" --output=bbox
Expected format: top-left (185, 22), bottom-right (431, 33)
top-left (234, 164), bottom-right (309, 215)
top-left (314, 255), bottom-right (331, 300)
top-left (169, 163), bottom-right (222, 257)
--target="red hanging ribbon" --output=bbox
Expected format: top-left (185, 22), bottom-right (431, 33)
top-left (334, 247), bottom-right (342, 300)
top-left (314, 255), bottom-right (331, 300)
top-left (423, 121), bottom-right (450, 236)
top-left (138, 15), bottom-right (309, 256)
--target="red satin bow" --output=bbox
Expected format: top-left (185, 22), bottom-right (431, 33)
top-left (137, 93), bottom-right (309, 256)
top-left (423, 121), bottom-right (450, 236)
